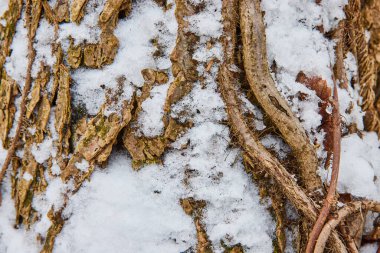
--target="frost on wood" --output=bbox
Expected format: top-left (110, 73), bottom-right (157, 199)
top-left (0, 0), bottom-right (380, 252)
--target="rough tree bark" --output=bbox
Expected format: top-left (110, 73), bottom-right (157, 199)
top-left (0, 0), bottom-right (380, 252)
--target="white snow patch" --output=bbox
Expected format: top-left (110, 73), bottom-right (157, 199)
top-left (69, 0), bottom-right (177, 114)
top-left (54, 154), bottom-right (196, 253)
top-left (32, 19), bottom-right (56, 77)
top-left (22, 172), bottom-right (33, 181)
top-left (138, 83), bottom-right (169, 137)
top-left (58, 0), bottom-right (104, 45)
top-left (31, 138), bottom-right (54, 164)
top-left (4, 13), bottom-right (28, 86)
top-left (338, 133), bottom-right (380, 200)
top-left (187, 0), bottom-right (222, 37)
top-left (51, 160), bottom-right (61, 176)
top-left (261, 134), bottom-right (291, 160)
top-left (0, 0), bottom-right (8, 17)
top-left (360, 243), bottom-right (378, 253)
top-left (75, 159), bottom-right (90, 172)
top-left (262, 0), bottom-right (335, 82)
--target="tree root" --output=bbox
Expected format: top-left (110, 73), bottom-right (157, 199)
top-left (239, 0), bottom-right (321, 193)
top-left (315, 200), bottom-right (380, 253)
top-left (243, 153), bottom-right (286, 252)
top-left (219, 1), bottom-right (346, 252)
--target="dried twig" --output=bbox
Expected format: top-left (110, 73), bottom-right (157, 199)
top-left (0, 0), bottom-right (36, 205)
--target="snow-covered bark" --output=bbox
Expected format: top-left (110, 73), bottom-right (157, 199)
top-left (0, 0), bottom-right (379, 252)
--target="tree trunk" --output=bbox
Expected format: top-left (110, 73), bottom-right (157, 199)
top-left (0, 0), bottom-right (380, 252)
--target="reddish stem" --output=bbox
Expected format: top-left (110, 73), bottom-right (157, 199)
top-left (305, 81), bottom-right (341, 253)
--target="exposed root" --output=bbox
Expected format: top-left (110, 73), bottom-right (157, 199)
top-left (243, 154), bottom-right (286, 252)
top-left (239, 0), bottom-right (321, 193)
top-left (220, 1), bottom-right (346, 252)
top-left (314, 200), bottom-right (380, 253)
top-left (224, 0), bottom-right (315, 223)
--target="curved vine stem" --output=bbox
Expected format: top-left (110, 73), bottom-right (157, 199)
top-left (305, 79), bottom-right (341, 253)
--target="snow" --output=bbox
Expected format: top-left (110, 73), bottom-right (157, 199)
top-left (22, 172), bottom-right (33, 181)
top-left (33, 19), bottom-right (56, 77)
top-left (138, 83), bottom-right (170, 137)
top-left (4, 13), bottom-right (28, 87)
top-left (262, 0), bottom-right (336, 82)
top-left (58, 0), bottom-right (104, 45)
top-left (75, 159), bottom-right (90, 172)
top-left (261, 134), bottom-right (291, 160)
top-left (360, 244), bottom-right (378, 253)
top-left (261, 0), bottom-right (380, 251)
top-left (53, 0), bottom-right (275, 251)
top-left (55, 154), bottom-right (196, 253)
top-left (321, 0), bottom-right (348, 32)
top-left (260, 0), bottom-right (349, 150)
top-left (69, 0), bottom-right (177, 115)
top-left (0, 0), bottom-right (7, 17)
top-left (187, 1), bottom-right (222, 37)
top-left (338, 133), bottom-right (380, 200)
top-left (0, 0), bottom-right (380, 252)
top-left (51, 160), bottom-right (61, 176)
top-left (31, 138), bottom-right (55, 164)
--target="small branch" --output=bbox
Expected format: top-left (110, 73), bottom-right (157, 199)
top-left (0, 0), bottom-right (36, 205)
top-left (314, 200), bottom-right (380, 253)
top-left (305, 79), bottom-right (341, 253)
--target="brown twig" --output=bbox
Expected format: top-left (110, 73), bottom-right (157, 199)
top-left (305, 78), bottom-right (341, 253)
top-left (314, 200), bottom-right (380, 253)
top-left (0, 0), bottom-right (36, 205)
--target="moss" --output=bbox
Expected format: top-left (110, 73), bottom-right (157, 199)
top-left (93, 116), bottom-right (111, 138)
